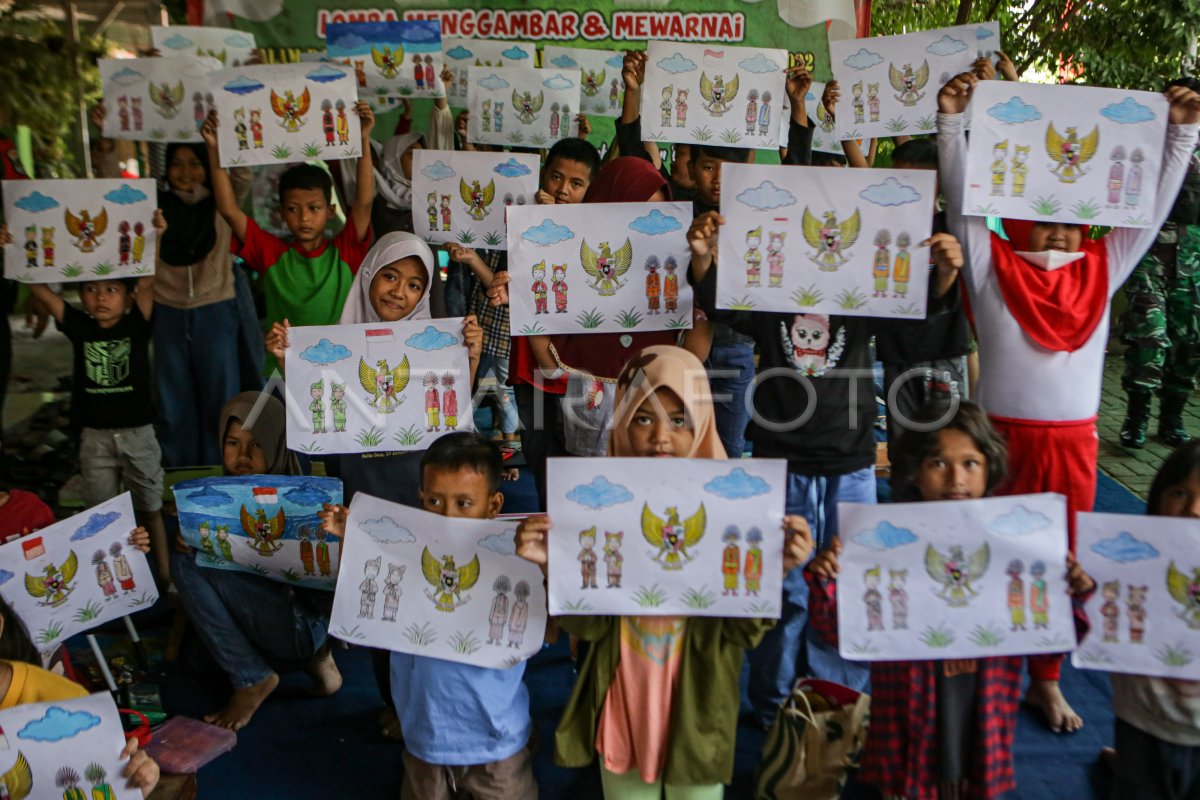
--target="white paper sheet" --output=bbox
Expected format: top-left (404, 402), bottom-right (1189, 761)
top-left (326, 20), bottom-right (446, 109)
top-left (836, 495), bottom-right (1076, 661)
top-left (0, 493), bottom-right (158, 662)
top-left (1074, 513), bottom-right (1200, 679)
top-left (506, 201), bottom-right (694, 336)
top-left (330, 494), bottom-right (547, 669)
top-left (411, 150), bottom-right (540, 250)
top-left (284, 319), bottom-right (474, 455)
top-left (543, 46), bottom-right (627, 119)
top-left (151, 25), bottom-right (257, 67)
top-left (466, 67), bottom-right (581, 148)
top-left (716, 162), bottom-right (934, 317)
top-left (2, 179), bottom-right (157, 285)
top-left (442, 38), bottom-right (536, 104)
top-left (962, 81), bottom-right (1169, 228)
top-left (640, 41), bottom-right (788, 150)
top-left (99, 56), bottom-right (225, 143)
top-left (805, 81), bottom-right (844, 155)
top-left (546, 458), bottom-right (788, 617)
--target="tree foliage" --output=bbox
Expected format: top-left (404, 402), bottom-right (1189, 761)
top-left (870, 0), bottom-right (1200, 91)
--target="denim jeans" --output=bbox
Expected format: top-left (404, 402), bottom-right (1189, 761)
top-left (1114, 717), bottom-right (1200, 800)
top-left (747, 466), bottom-right (876, 723)
top-left (170, 550), bottom-right (328, 687)
top-left (705, 341), bottom-right (756, 458)
top-left (477, 353), bottom-right (518, 435)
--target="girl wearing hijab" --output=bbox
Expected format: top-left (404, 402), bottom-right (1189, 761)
top-left (516, 346), bottom-right (813, 798)
top-left (937, 72), bottom-right (1200, 732)
top-left (169, 392), bottom-right (340, 731)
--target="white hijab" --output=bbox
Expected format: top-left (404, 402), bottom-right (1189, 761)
top-left (339, 231), bottom-right (435, 324)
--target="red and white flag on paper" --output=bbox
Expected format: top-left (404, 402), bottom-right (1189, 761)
top-left (253, 487), bottom-right (279, 505)
top-left (21, 537), bottom-right (45, 561)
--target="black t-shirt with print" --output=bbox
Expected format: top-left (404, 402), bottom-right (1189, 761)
top-left (57, 303), bottom-right (154, 429)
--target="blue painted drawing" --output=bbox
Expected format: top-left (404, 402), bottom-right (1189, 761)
top-left (842, 48), bottom-right (885, 71)
top-left (988, 505), bottom-right (1053, 537)
top-left (657, 53), bottom-right (698, 74)
top-left (543, 73), bottom-right (576, 91)
top-left (306, 64), bottom-right (349, 83)
top-left (69, 512), bottom-right (121, 542)
top-left (405, 325), bottom-right (460, 351)
top-left (14, 192), bottom-right (60, 213)
top-left (494, 157), bottom-right (533, 178)
top-left (162, 33), bottom-right (192, 49)
top-left (223, 75), bottom-right (265, 95)
top-left (107, 67), bottom-right (145, 87)
top-left (925, 35), bottom-right (968, 57)
top-left (522, 219), bottom-right (575, 246)
top-left (502, 46), bottom-right (530, 60)
top-left (1100, 97), bottom-right (1157, 125)
top-left (1091, 531), bottom-right (1161, 563)
top-left (422, 160), bottom-right (457, 181)
top-left (629, 209), bottom-right (682, 235)
top-left (976, 26), bottom-right (996, 39)
top-left (859, 177), bottom-right (922, 206)
top-left (736, 180), bottom-right (797, 211)
top-left (103, 185), bottom-right (149, 205)
top-left (550, 54), bottom-right (578, 69)
top-left (853, 521), bottom-right (919, 551)
top-left (17, 706), bottom-right (100, 742)
top-left (360, 516), bottom-right (417, 544)
top-left (299, 339), bottom-right (352, 365)
top-left (446, 45), bottom-right (473, 60)
top-left (478, 74), bottom-right (510, 91)
top-left (478, 530), bottom-right (518, 555)
top-left (567, 476), bottom-right (634, 509)
top-left (739, 53), bottom-right (779, 74)
top-left (703, 468), bottom-right (771, 500)
top-left (987, 97), bottom-right (1043, 125)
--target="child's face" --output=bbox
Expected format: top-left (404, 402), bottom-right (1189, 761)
top-left (671, 144), bottom-right (695, 190)
top-left (541, 157), bottom-right (591, 204)
top-left (167, 146), bottom-right (207, 194)
top-left (79, 281), bottom-right (131, 326)
top-left (280, 187), bottom-right (332, 248)
top-left (224, 420), bottom-right (267, 475)
top-left (1158, 468), bottom-right (1200, 518)
top-left (626, 387), bottom-right (694, 458)
top-left (420, 465), bottom-right (504, 519)
top-left (688, 152), bottom-right (724, 206)
top-left (913, 428), bottom-right (988, 502)
top-left (369, 257), bottom-right (428, 322)
top-left (1028, 222), bottom-right (1083, 253)
top-left (400, 141), bottom-right (422, 181)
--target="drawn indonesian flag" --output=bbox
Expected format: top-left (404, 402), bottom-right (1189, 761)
top-left (21, 537), bottom-right (45, 561)
top-left (366, 328), bottom-right (394, 344)
top-left (253, 487), bottom-right (278, 505)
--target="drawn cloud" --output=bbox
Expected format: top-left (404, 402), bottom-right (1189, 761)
top-left (224, 33), bottom-right (255, 48)
top-left (18, 706), bottom-right (101, 742)
top-left (0, 570), bottom-right (13, 586)
top-left (703, 467), bottom-right (770, 500)
top-left (852, 521), bottom-right (918, 551)
top-left (404, 21), bottom-right (441, 43)
top-left (976, 26), bottom-right (996, 39)
top-left (222, 75), bottom-right (265, 95)
top-left (1100, 97), bottom-right (1157, 125)
top-left (987, 505), bottom-right (1053, 537)
top-left (330, 32), bottom-right (369, 52)
top-left (103, 184), bottom-right (148, 205)
top-left (70, 511), bottom-right (122, 542)
top-left (549, 54), bottom-right (578, 69)
top-left (841, 48), bottom-right (884, 71)
top-left (421, 159), bottom-right (457, 180)
top-left (282, 481), bottom-right (332, 507)
top-left (1090, 531), bottom-right (1160, 563)
top-left (656, 52), bottom-right (697, 75)
top-left (306, 64), bottom-right (348, 83)
top-left (493, 157), bottom-right (533, 178)
top-left (986, 96), bottom-right (1042, 124)
top-left (14, 191), bottom-right (59, 213)
top-left (477, 74), bottom-right (510, 91)
top-left (859, 176), bottom-right (922, 206)
top-left (445, 45), bottom-right (473, 60)
top-left (478, 530), bottom-right (517, 555)
top-left (521, 219), bottom-right (574, 246)
top-left (185, 483), bottom-right (234, 509)
top-left (359, 516), bottom-right (416, 544)
top-left (735, 180), bottom-right (796, 211)
top-left (502, 46), bottom-right (530, 60)
top-left (606, 54), bottom-right (624, 69)
top-left (161, 33), bottom-right (193, 50)
top-left (107, 67), bottom-right (144, 87)
top-left (299, 338), bottom-right (352, 365)
top-left (739, 53), bottom-right (780, 74)
top-left (567, 475), bottom-right (634, 509)
top-left (405, 325), bottom-right (459, 351)
top-left (629, 208), bottom-right (682, 236)
top-left (925, 35), bottom-right (968, 57)
top-left (543, 73), bottom-right (576, 91)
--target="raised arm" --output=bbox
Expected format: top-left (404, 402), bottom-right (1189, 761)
top-left (135, 209), bottom-right (166, 321)
top-left (616, 51), bottom-right (661, 167)
top-left (200, 111), bottom-right (248, 243)
top-left (936, 72), bottom-right (993, 291)
top-left (351, 101), bottom-right (376, 242)
top-left (782, 66), bottom-right (814, 166)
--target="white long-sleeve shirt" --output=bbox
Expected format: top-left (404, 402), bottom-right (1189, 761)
top-left (938, 112), bottom-right (1199, 421)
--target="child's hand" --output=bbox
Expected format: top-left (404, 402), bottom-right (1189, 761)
top-left (535, 189), bottom-right (556, 205)
top-left (200, 110), bottom-right (219, 148)
top-left (1066, 553), bottom-right (1096, 597)
top-left (462, 314), bottom-right (483, 360)
top-left (782, 515), bottom-right (815, 573)
top-left (687, 211), bottom-right (723, 259)
top-left (821, 80), bottom-right (840, 119)
top-left (441, 65), bottom-right (454, 91)
top-left (806, 538), bottom-right (842, 581)
top-left (938, 71), bottom-right (978, 115)
top-left (926, 232), bottom-right (964, 275)
top-left (446, 244), bottom-right (483, 269)
top-left (455, 110), bottom-right (470, 141)
top-left (319, 503), bottom-right (348, 540)
top-left (995, 50), bottom-right (1018, 81)
top-left (622, 51), bottom-right (647, 92)
top-left (264, 319), bottom-right (291, 365)
top-left (575, 114), bottom-right (592, 139)
top-left (127, 527), bottom-right (151, 554)
top-left (972, 55), bottom-right (996, 81)
top-left (487, 271), bottom-right (511, 307)
top-left (90, 103), bottom-right (107, 129)
top-left (1167, 84), bottom-right (1200, 126)
top-left (0, 225), bottom-right (11, 247)
top-left (785, 65), bottom-right (813, 110)
top-left (356, 101), bottom-right (375, 139)
top-left (120, 737), bottom-right (160, 798)
top-left (516, 516), bottom-right (551, 574)
top-left (151, 209), bottom-right (167, 234)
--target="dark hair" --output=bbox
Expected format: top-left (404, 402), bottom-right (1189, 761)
top-left (0, 596), bottom-right (41, 664)
top-left (164, 142), bottom-right (212, 190)
top-left (78, 278), bottom-right (136, 295)
top-left (891, 138), bottom-right (938, 169)
top-left (278, 163), bottom-right (333, 205)
top-left (544, 138), bottom-right (602, 181)
top-left (1148, 440), bottom-right (1200, 515)
top-left (1168, 76), bottom-right (1200, 93)
top-left (691, 143), bottom-right (751, 164)
top-left (810, 152), bottom-right (847, 167)
top-left (420, 432), bottom-right (503, 494)
top-left (890, 400), bottom-right (1008, 502)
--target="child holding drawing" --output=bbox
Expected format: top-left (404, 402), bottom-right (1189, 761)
top-left (514, 345), bottom-right (814, 796)
top-left (804, 401), bottom-right (1095, 800)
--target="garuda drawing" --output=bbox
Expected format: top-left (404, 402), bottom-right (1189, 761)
top-left (459, 178), bottom-right (495, 220)
top-left (1167, 560), bottom-right (1200, 629)
top-left (642, 502), bottom-right (706, 571)
top-left (149, 80), bottom-right (185, 119)
top-left (801, 207), bottom-right (861, 271)
top-left (0, 752), bottom-right (31, 800)
top-left (371, 44), bottom-right (404, 79)
top-left (359, 355), bottom-right (411, 413)
top-left (421, 547), bottom-right (481, 612)
top-left (888, 61), bottom-right (929, 106)
top-left (582, 68), bottom-right (605, 98)
top-left (240, 504), bottom-right (286, 556)
top-left (512, 89), bottom-right (544, 124)
top-left (271, 87), bottom-right (312, 133)
top-left (925, 542), bottom-right (990, 607)
top-left (64, 207), bottom-right (108, 253)
top-left (24, 550), bottom-right (78, 608)
top-left (700, 72), bottom-right (739, 115)
top-left (1045, 123), bottom-right (1100, 184)
top-left (580, 237), bottom-right (633, 296)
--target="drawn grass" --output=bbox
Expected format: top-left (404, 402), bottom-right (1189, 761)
top-left (561, 598), bottom-right (594, 613)
top-left (1071, 198), bottom-right (1101, 220)
top-left (971, 203), bottom-right (999, 215)
top-left (456, 229), bottom-right (477, 244)
top-left (920, 623), bottom-right (956, 648)
top-left (968, 623), bottom-right (1006, 648)
top-left (333, 625), bottom-right (366, 641)
top-left (302, 141), bottom-right (324, 158)
top-left (270, 144), bottom-right (293, 161)
top-left (92, 263), bottom-right (115, 276)
top-left (175, 127), bottom-right (195, 140)
top-left (355, 426), bottom-right (386, 447)
top-left (61, 264), bottom-right (84, 278)
top-left (506, 131), bottom-right (525, 144)
top-left (393, 425), bottom-right (424, 447)
top-left (720, 128), bottom-right (742, 144)
top-left (1035, 633), bottom-right (1072, 650)
top-left (894, 303), bottom-right (922, 316)
top-left (575, 307), bottom-right (604, 329)
top-left (843, 128), bottom-right (863, 140)
top-left (728, 294), bottom-right (757, 311)
top-left (249, 564), bottom-right (270, 577)
top-left (1076, 648), bottom-right (1113, 665)
top-left (747, 600), bottom-right (779, 616)
top-left (615, 308), bottom-right (644, 328)
top-left (518, 322), bottom-right (547, 336)
top-left (528, 132), bottom-right (549, 146)
top-left (483, 230), bottom-right (504, 246)
top-left (340, 147), bottom-right (361, 159)
top-left (666, 314), bottom-right (690, 329)
top-left (503, 655), bottom-right (524, 668)
top-left (1031, 194), bottom-right (1061, 216)
top-left (449, 630), bottom-right (482, 655)
top-left (147, 128), bottom-right (166, 140)
top-left (681, 586), bottom-right (717, 609)
top-left (691, 125), bottom-right (713, 142)
top-left (299, 441), bottom-right (324, 453)
top-left (835, 288), bottom-right (868, 310)
top-left (36, 621), bottom-right (64, 645)
top-left (792, 284), bottom-right (824, 307)
top-left (885, 116), bottom-right (908, 133)
top-left (1123, 214), bottom-right (1150, 227)
top-left (916, 114), bottom-right (937, 131)
top-left (129, 591), bottom-right (155, 608)
top-left (397, 85), bottom-right (414, 97)
top-left (281, 567), bottom-right (303, 582)
top-left (404, 621), bottom-right (437, 647)
top-left (1156, 642), bottom-right (1195, 667)
top-left (73, 600), bottom-right (103, 624)
top-left (645, 131), bottom-right (668, 142)
top-left (633, 583), bottom-right (668, 608)
top-left (226, 155), bottom-right (246, 166)
top-left (848, 640), bottom-right (881, 656)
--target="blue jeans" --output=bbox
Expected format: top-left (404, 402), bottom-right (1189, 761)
top-left (706, 341), bottom-right (755, 458)
top-left (748, 466), bottom-right (876, 723)
top-left (1114, 717), bottom-right (1200, 800)
top-left (154, 299), bottom-right (241, 467)
top-left (477, 352), bottom-right (518, 435)
top-left (170, 550), bottom-right (328, 687)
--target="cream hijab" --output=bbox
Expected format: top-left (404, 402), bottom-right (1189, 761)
top-left (339, 231), bottom-right (435, 325)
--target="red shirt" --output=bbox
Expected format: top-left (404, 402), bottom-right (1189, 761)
top-left (0, 490), bottom-right (55, 543)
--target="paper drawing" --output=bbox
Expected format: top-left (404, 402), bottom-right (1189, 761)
top-left (411, 150), bottom-right (539, 250)
top-left (326, 20), bottom-right (445, 111)
top-left (716, 162), bottom-right (934, 318)
top-left (805, 81), bottom-right (844, 155)
top-left (151, 25), bottom-right (256, 67)
top-left (963, 81), bottom-right (1168, 227)
top-left (640, 41), bottom-right (787, 150)
top-left (829, 22), bottom-right (999, 140)
top-left (0, 493), bottom-right (158, 663)
top-left (837, 494), bottom-right (1075, 661)
top-left (99, 56), bottom-right (224, 143)
top-left (329, 494), bottom-right (546, 669)
top-left (506, 201), bottom-right (695, 336)
top-left (284, 319), bottom-right (473, 454)
top-left (1074, 513), bottom-right (1200, 679)
top-left (547, 458), bottom-right (787, 617)
top-left (441, 38), bottom-right (536, 104)
top-left (543, 46), bottom-right (626, 118)
top-left (466, 66), bottom-right (580, 147)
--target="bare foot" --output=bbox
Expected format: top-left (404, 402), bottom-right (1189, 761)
top-left (1025, 678), bottom-right (1083, 733)
top-left (306, 646), bottom-right (342, 697)
top-left (205, 672), bottom-right (279, 731)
